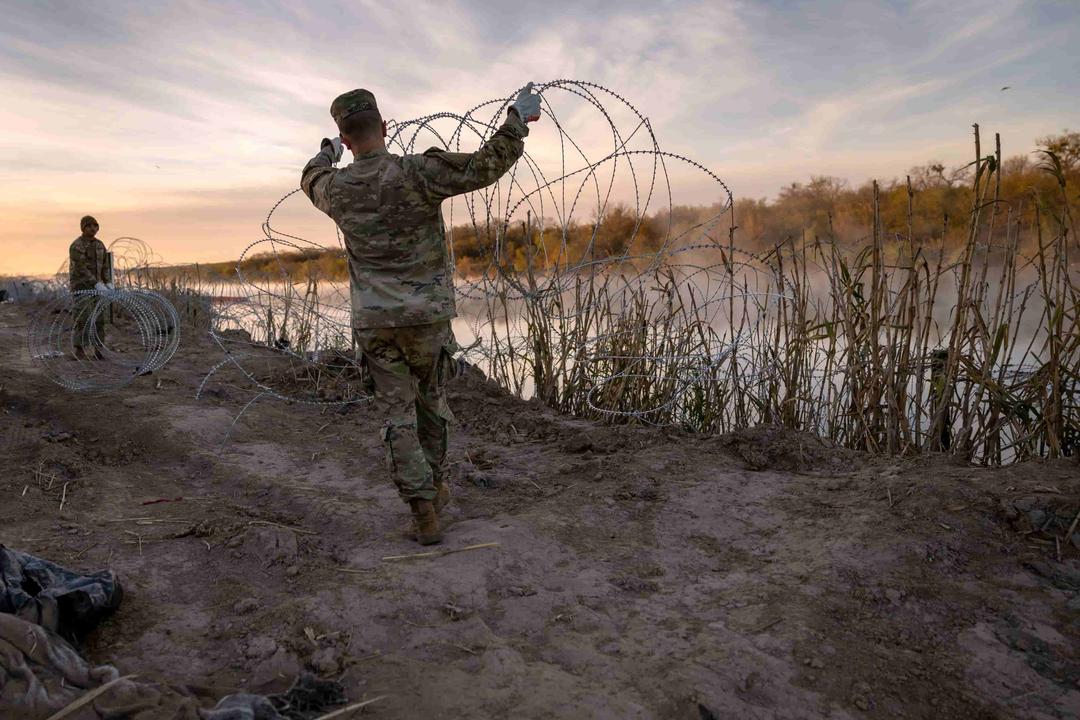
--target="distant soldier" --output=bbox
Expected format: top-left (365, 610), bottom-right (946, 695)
top-left (68, 215), bottom-right (110, 360)
top-left (301, 85), bottom-right (542, 544)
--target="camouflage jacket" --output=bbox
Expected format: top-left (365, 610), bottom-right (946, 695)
top-left (301, 111), bottom-right (529, 329)
top-left (68, 235), bottom-right (108, 291)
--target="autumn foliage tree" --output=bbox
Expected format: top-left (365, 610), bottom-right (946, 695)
top-left (158, 130), bottom-right (1079, 283)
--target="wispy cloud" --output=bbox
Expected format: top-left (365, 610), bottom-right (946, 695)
top-left (1, 0), bottom-right (1077, 274)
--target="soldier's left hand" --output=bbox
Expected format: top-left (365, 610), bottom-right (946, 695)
top-left (511, 82), bottom-right (542, 123)
top-left (321, 136), bottom-right (344, 163)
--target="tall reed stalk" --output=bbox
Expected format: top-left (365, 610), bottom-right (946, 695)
top-left (476, 128), bottom-right (1077, 465)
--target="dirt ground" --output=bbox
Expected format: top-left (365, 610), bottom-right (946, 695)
top-left (1, 301), bottom-right (1078, 720)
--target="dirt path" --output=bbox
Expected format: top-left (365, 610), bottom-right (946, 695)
top-left (1, 302), bottom-right (1078, 719)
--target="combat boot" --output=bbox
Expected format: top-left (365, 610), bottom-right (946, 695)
top-left (401, 483), bottom-right (450, 538)
top-left (408, 499), bottom-right (442, 545)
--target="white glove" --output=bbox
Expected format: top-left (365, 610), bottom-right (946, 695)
top-left (510, 82), bottom-right (542, 123)
top-left (321, 136), bottom-right (344, 163)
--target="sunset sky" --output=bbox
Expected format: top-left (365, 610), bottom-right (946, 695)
top-left (2, 0), bottom-right (1078, 275)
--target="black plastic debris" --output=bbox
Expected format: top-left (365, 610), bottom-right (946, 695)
top-left (0, 547), bottom-right (347, 719)
top-left (0, 544), bottom-right (123, 639)
top-left (270, 674), bottom-right (348, 719)
top-left (204, 693), bottom-right (284, 720)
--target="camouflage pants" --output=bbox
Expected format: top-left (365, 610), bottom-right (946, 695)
top-left (354, 321), bottom-right (458, 503)
top-left (71, 295), bottom-right (106, 350)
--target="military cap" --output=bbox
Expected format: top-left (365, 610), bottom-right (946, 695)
top-left (331, 89), bottom-right (379, 125)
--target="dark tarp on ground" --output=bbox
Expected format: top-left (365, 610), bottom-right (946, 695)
top-left (0, 546), bottom-right (344, 719)
top-left (0, 544), bottom-right (123, 640)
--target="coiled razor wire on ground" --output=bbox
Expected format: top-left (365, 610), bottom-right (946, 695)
top-left (28, 287), bottom-right (180, 393)
top-left (202, 78), bottom-right (792, 424)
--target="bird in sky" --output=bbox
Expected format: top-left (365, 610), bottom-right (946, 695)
top-left (1000, 86), bottom-right (1011, 91)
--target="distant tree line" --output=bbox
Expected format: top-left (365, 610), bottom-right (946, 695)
top-left (159, 130), bottom-right (1079, 282)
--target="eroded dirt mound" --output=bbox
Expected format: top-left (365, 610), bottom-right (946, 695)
top-left (717, 424), bottom-right (856, 472)
top-left (1, 301), bottom-right (1078, 719)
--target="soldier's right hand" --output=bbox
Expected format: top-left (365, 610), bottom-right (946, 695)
top-left (321, 136), bottom-right (344, 163)
top-left (510, 82), bottom-right (542, 123)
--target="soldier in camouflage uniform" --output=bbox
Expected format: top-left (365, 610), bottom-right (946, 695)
top-left (68, 215), bottom-right (109, 360)
top-left (302, 85), bottom-right (541, 544)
